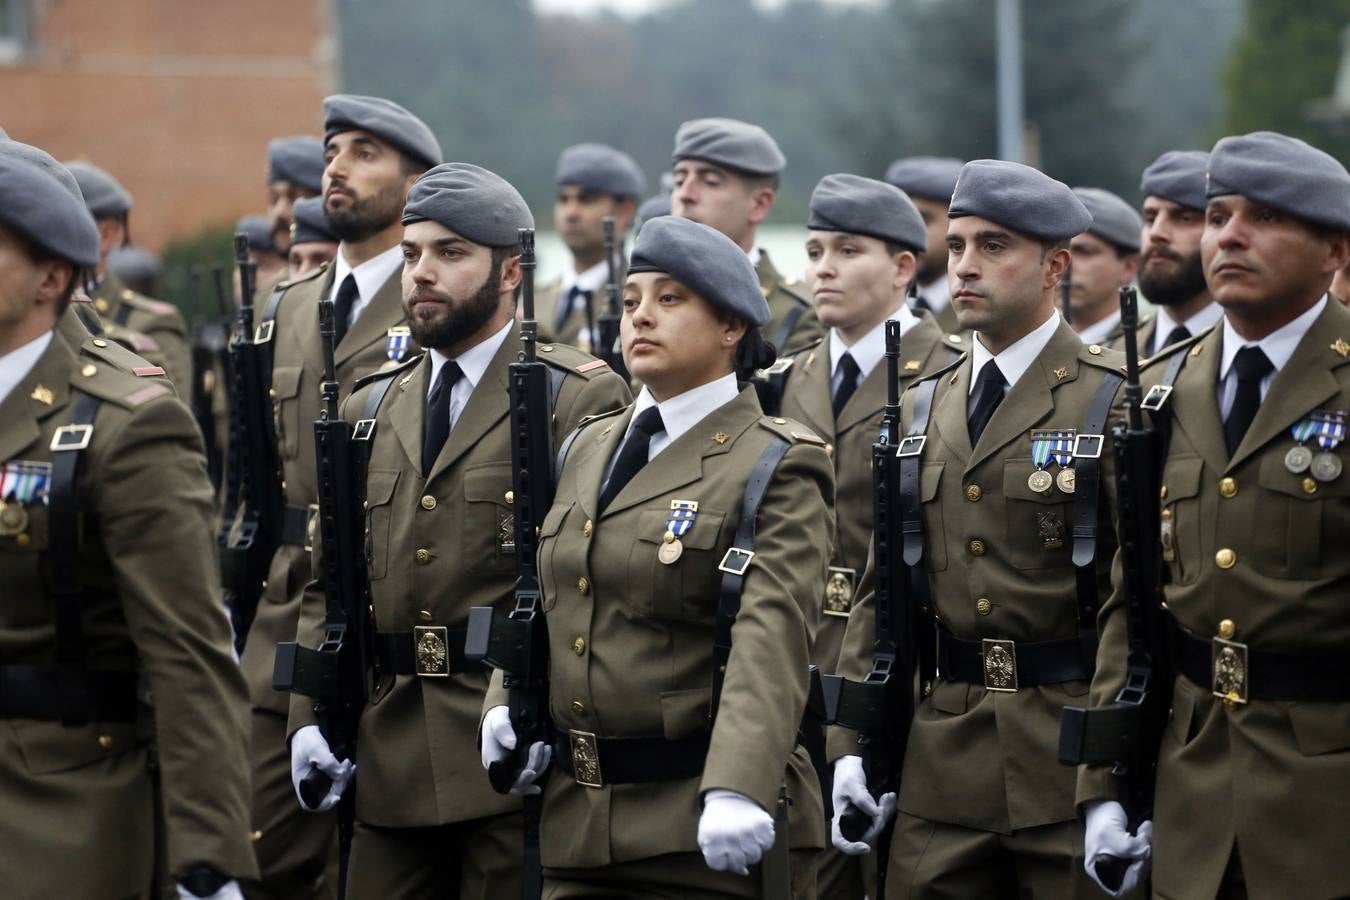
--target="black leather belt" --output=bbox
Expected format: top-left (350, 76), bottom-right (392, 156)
top-left (280, 504), bottom-right (312, 548)
top-left (938, 629), bottom-right (1092, 692)
top-left (0, 665), bottom-right (138, 724)
top-left (1171, 619), bottom-right (1350, 703)
top-left (553, 730), bottom-right (710, 788)
top-left (375, 628), bottom-right (479, 677)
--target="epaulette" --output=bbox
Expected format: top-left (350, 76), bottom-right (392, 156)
top-left (757, 413), bottom-right (826, 446)
top-left (916, 349), bottom-right (967, 386)
top-left (274, 260), bottom-right (330, 292)
top-left (118, 288), bottom-right (180, 318)
top-left (1077, 341), bottom-right (1128, 372)
top-left (941, 331), bottom-right (969, 351)
top-left (73, 341), bottom-right (173, 408)
top-left (574, 406), bottom-right (626, 431)
top-left (103, 322), bottom-right (162, 355)
top-left (537, 342), bottom-right (615, 378)
top-left (355, 351), bottom-right (424, 390)
top-left (80, 334), bottom-right (172, 380)
top-left (1139, 325), bottom-right (1212, 371)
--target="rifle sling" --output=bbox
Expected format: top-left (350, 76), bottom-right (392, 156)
top-left (1070, 372), bottom-right (1126, 661)
top-left (897, 377), bottom-right (939, 688)
top-left (48, 392), bottom-right (101, 665)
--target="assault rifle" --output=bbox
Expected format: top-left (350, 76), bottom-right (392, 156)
top-left (594, 216), bottom-right (628, 381)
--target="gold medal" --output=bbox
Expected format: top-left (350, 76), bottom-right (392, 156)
top-left (1285, 445), bottom-right (1313, 474)
top-left (1055, 467), bottom-right (1076, 494)
top-left (0, 500), bottom-right (28, 537)
top-left (1311, 451), bottom-right (1343, 482)
top-left (658, 538), bottom-right (684, 565)
top-left (1027, 469), bottom-right (1053, 494)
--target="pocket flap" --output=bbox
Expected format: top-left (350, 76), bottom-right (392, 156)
top-left (659, 687), bottom-right (712, 740)
top-left (364, 468), bottom-right (400, 507)
top-left (920, 461), bottom-right (945, 502)
top-left (1161, 456), bottom-right (1204, 502)
top-left (463, 462), bottom-right (513, 504)
top-left (271, 364), bottom-right (303, 400)
top-left (1259, 450), bottom-right (1350, 501)
top-left (540, 502), bottom-right (571, 538)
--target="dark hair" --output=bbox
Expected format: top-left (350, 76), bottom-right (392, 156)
top-left (7, 225), bottom-right (81, 318)
top-left (734, 325), bottom-right (777, 380)
top-left (1039, 238), bottom-right (1070, 260)
top-left (400, 153), bottom-right (431, 178)
top-left (491, 243), bottom-right (524, 300)
top-left (741, 171), bottom-right (780, 193)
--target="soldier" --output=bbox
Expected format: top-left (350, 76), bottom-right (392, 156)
top-left (671, 116), bottom-right (825, 354)
top-left (266, 136), bottom-right (325, 255)
top-left (1067, 187), bottom-right (1142, 346)
top-left (884, 156), bottom-right (966, 335)
top-left (1080, 131), bottom-right (1350, 899)
top-left (0, 154), bottom-right (257, 898)
top-left (288, 162), bottom-right (629, 897)
top-left (1133, 150), bottom-right (1225, 356)
top-left (108, 245), bottom-right (162, 296)
top-left (635, 191), bottom-right (671, 235)
top-left (482, 215), bottom-right (833, 898)
top-left (535, 143), bottom-right (646, 349)
top-left (829, 160), bottom-right (1125, 898)
top-left (238, 93), bottom-right (442, 900)
top-left (238, 215), bottom-right (288, 293)
top-left (65, 160), bottom-right (194, 388)
top-left (287, 196), bottom-right (339, 279)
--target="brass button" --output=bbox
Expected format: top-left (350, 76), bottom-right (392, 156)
top-left (419, 610), bottom-right (433, 623)
top-left (577, 577), bottom-right (589, 595)
top-left (976, 598), bottom-right (992, 616)
top-left (1087, 344), bottom-right (1103, 355)
top-left (16, 533), bottom-right (30, 547)
top-left (420, 495), bottom-right (437, 510)
top-left (415, 548), bottom-right (432, 564)
top-left (541, 345), bottom-right (554, 352)
top-left (968, 539), bottom-right (986, 557)
top-left (1303, 477), bottom-right (1318, 495)
top-left (280, 480), bottom-right (287, 492)
top-left (965, 484), bottom-right (982, 502)
top-left (582, 519), bottom-right (593, 538)
top-left (94, 298), bottom-right (109, 312)
top-left (1159, 485), bottom-right (1168, 500)
top-left (250, 830), bottom-right (263, 842)
top-left (1218, 618), bottom-right (1236, 640)
top-left (269, 387), bottom-right (278, 399)
top-left (1219, 477), bottom-right (1237, 498)
top-left (824, 443), bottom-right (834, 457)
top-left (571, 700), bottom-right (587, 716)
top-left (773, 418), bottom-right (788, 425)
top-left (505, 490), bottom-right (514, 505)
top-left (97, 735), bottom-right (113, 749)
top-left (81, 364), bottom-right (97, 377)
top-left (573, 637), bottom-right (586, 656)
top-left (1215, 548), bottom-right (1236, 569)
top-left (92, 339), bottom-right (107, 348)
top-left (1161, 508), bottom-right (1173, 521)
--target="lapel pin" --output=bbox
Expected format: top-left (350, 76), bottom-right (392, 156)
top-left (30, 385), bottom-right (54, 405)
top-left (1053, 366), bottom-right (1070, 381)
top-left (1331, 338), bottom-right (1350, 358)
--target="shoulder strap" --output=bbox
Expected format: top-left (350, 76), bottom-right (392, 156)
top-left (548, 365), bottom-right (567, 409)
top-left (253, 284), bottom-right (290, 385)
top-left (709, 435), bottom-right (792, 723)
top-left (350, 369), bottom-right (402, 458)
top-left (1141, 347), bottom-right (1192, 460)
top-left (112, 302), bottom-right (133, 328)
top-left (896, 376), bottom-right (940, 687)
top-left (47, 392), bottom-right (102, 664)
top-left (1070, 371), bottom-right (1126, 664)
top-left (771, 302), bottom-right (807, 352)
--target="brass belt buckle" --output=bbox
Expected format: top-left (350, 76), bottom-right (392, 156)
top-left (1211, 636), bottom-right (1249, 705)
top-left (569, 729), bottom-right (603, 788)
top-left (982, 638), bottom-right (1019, 692)
top-left (413, 625), bottom-right (450, 677)
top-left (823, 567), bottom-right (857, 617)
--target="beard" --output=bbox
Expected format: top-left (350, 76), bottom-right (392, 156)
top-left (325, 180), bottom-right (405, 243)
top-left (1138, 248), bottom-right (1208, 308)
top-left (404, 264), bottom-right (502, 351)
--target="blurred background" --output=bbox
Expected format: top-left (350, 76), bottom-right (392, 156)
top-left (2, 0), bottom-right (1349, 322)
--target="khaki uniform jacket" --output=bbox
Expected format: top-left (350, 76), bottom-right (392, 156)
top-left (239, 261), bottom-right (414, 717)
top-left (758, 251), bottom-right (824, 355)
top-left (829, 319), bottom-right (1125, 833)
top-left (533, 276), bottom-right (587, 349)
top-left (486, 387), bottom-right (834, 868)
top-left (91, 273), bottom-right (192, 390)
top-left (1102, 311), bottom-right (1155, 354)
top-left (0, 332), bottom-right (257, 897)
top-left (289, 325), bottom-right (630, 827)
top-left (1079, 298), bottom-right (1350, 899)
top-left (778, 314), bottom-right (963, 671)
top-left (929, 300), bottom-right (961, 337)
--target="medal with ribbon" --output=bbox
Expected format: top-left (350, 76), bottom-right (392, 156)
top-left (386, 326), bottom-right (412, 363)
top-left (0, 460), bottom-right (52, 536)
top-left (1049, 431), bottom-right (1077, 494)
top-left (1306, 411), bottom-right (1346, 482)
top-left (1029, 430), bottom-right (1074, 494)
top-left (660, 499), bottom-right (698, 565)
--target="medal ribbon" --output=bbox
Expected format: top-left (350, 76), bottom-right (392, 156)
top-left (1314, 412), bottom-right (1346, 450)
top-left (1050, 435), bottom-right (1075, 468)
top-left (0, 461), bottom-right (52, 502)
top-left (386, 329), bottom-right (411, 362)
top-left (667, 505), bottom-right (697, 538)
top-left (1031, 436), bottom-right (1054, 469)
top-left (1291, 417), bottom-right (1319, 444)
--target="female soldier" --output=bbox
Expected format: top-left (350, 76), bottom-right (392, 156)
top-left (482, 215), bottom-right (834, 898)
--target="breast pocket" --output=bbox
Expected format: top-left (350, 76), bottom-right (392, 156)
top-left (0, 501), bottom-right (50, 627)
top-left (1257, 449), bottom-right (1350, 579)
top-left (364, 469), bottom-right (399, 581)
top-left (1160, 456), bottom-right (1203, 585)
top-left (920, 461), bottom-right (947, 572)
top-left (627, 506), bottom-right (727, 621)
top-left (1002, 460), bottom-right (1074, 571)
top-left (271, 365), bottom-right (304, 460)
top-left (462, 462), bottom-right (517, 574)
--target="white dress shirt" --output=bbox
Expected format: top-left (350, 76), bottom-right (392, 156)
top-left (425, 319), bottom-right (514, 430)
top-left (1150, 301), bottom-right (1224, 356)
top-left (828, 306), bottom-right (921, 393)
top-left (330, 243), bottom-right (404, 330)
top-left (603, 372), bottom-right (741, 486)
top-left (0, 331), bottom-right (54, 409)
top-left (1075, 308), bottom-right (1122, 347)
top-left (969, 310), bottom-right (1062, 396)
top-left (1216, 295), bottom-right (1326, 418)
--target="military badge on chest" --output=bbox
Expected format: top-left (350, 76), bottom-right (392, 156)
top-left (0, 460), bottom-right (51, 538)
top-left (659, 499), bottom-right (698, 565)
top-left (1029, 429), bottom-right (1077, 495)
top-left (386, 326), bottom-right (412, 363)
top-left (824, 567), bottom-right (857, 617)
top-left (1285, 411), bottom-right (1345, 482)
top-left (498, 510), bottom-right (515, 557)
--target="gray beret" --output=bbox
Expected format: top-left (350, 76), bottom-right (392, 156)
top-left (0, 141), bottom-right (83, 202)
top-left (628, 216), bottom-right (768, 326)
top-left (883, 156), bottom-right (964, 203)
top-left (237, 215), bottom-right (275, 253)
top-left (0, 156), bottom-right (100, 268)
top-left (401, 162), bottom-right (534, 247)
top-left (1207, 131), bottom-right (1350, 231)
top-left (809, 173), bottom-right (927, 252)
top-left (290, 196), bottom-right (337, 246)
top-left (635, 194), bottom-right (671, 234)
top-left (107, 245), bottom-right (162, 283)
top-left (949, 160), bottom-right (1092, 241)
top-left (1140, 150), bottom-right (1208, 211)
top-left (267, 136), bottom-right (325, 193)
top-left (323, 94), bottom-right (443, 171)
top-left (556, 143), bottom-right (647, 199)
top-left (64, 160), bottom-right (133, 219)
top-left (671, 117), bottom-right (785, 176)
top-left (1072, 187), bottom-right (1143, 253)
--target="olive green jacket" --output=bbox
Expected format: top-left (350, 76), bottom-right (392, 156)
top-left (91, 272), bottom-right (192, 390)
top-left (758, 250), bottom-right (824, 355)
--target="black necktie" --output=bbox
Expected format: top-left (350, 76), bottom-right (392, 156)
top-left (422, 361), bottom-right (464, 473)
top-left (833, 353), bottom-right (861, 418)
top-left (1156, 324), bottom-right (1191, 355)
top-left (967, 361), bottom-right (1007, 445)
top-left (1223, 346), bottom-right (1273, 455)
top-left (598, 406), bottom-right (665, 514)
top-left (912, 294), bottom-right (932, 314)
top-left (559, 285), bottom-right (589, 332)
top-left (333, 274), bottom-right (359, 347)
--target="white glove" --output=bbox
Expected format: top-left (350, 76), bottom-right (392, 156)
top-left (290, 725), bottom-right (355, 812)
top-left (176, 879), bottom-right (244, 900)
top-left (480, 705), bottom-right (551, 796)
top-left (697, 789), bottom-right (776, 875)
top-left (830, 755), bottom-right (896, 855)
top-left (1083, 799), bottom-right (1153, 897)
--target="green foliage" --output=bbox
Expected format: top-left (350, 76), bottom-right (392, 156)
top-left (158, 222), bottom-right (236, 326)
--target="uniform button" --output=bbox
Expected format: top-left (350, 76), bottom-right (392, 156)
top-left (1159, 485), bottom-right (1168, 500)
top-left (419, 610), bottom-right (433, 623)
top-left (415, 548), bottom-right (432, 564)
top-left (573, 637), bottom-right (586, 656)
top-left (81, 364), bottom-right (97, 377)
top-left (92, 339), bottom-right (107, 348)
top-left (1303, 477), bottom-right (1318, 495)
top-left (583, 519), bottom-right (593, 537)
top-left (94, 298), bottom-right (109, 312)
top-left (968, 539), bottom-right (986, 557)
top-left (773, 418), bottom-right (788, 425)
top-left (250, 830), bottom-right (263, 842)
top-left (280, 480), bottom-right (287, 492)
top-left (571, 700), bottom-right (587, 716)
top-left (1218, 618), bottom-right (1236, 640)
top-left (824, 443), bottom-right (834, 457)
top-left (1087, 344), bottom-right (1103, 355)
top-left (97, 735), bottom-right (113, 749)
top-left (505, 491), bottom-right (514, 505)
top-left (16, 533), bottom-right (30, 547)
top-left (268, 388), bottom-right (278, 399)
top-left (1215, 548), bottom-right (1236, 569)
top-left (420, 495), bottom-right (437, 510)
top-left (1219, 477), bottom-right (1238, 498)
top-left (976, 598), bottom-right (992, 616)
top-left (577, 577), bottom-right (590, 595)
top-left (1161, 508), bottom-right (1173, 521)
top-left (965, 484), bottom-right (982, 502)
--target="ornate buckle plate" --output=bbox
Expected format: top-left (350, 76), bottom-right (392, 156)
top-left (981, 638), bottom-right (1019, 692)
top-left (413, 625), bottom-right (450, 677)
top-left (823, 566), bottom-right (857, 618)
top-left (569, 729), bottom-right (603, 788)
top-left (1211, 636), bottom-right (1249, 705)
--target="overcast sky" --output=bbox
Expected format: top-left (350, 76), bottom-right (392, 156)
top-left (535, 0), bottom-right (882, 15)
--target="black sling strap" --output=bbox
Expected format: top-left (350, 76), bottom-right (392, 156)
top-left (253, 284), bottom-right (291, 386)
top-left (772, 302), bottom-right (807, 353)
top-left (47, 392), bottom-right (101, 665)
top-left (896, 377), bottom-right (940, 687)
top-left (1070, 371), bottom-right (1126, 662)
top-left (112, 302), bottom-right (133, 328)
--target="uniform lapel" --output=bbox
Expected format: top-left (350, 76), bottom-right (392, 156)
top-left (426, 321), bottom-right (518, 481)
top-left (336, 266), bottom-right (403, 368)
top-left (574, 407), bottom-right (631, 523)
top-left (292, 267), bottom-right (335, 378)
top-left (385, 356), bottom-right (431, 477)
top-left (0, 332), bottom-right (74, 462)
top-left (794, 345), bottom-right (835, 440)
top-left (836, 356), bottom-right (886, 436)
top-left (929, 355), bottom-right (973, 465)
top-left (1168, 325), bottom-right (1228, 475)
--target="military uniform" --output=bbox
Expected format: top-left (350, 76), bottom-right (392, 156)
top-left (90, 273), bottom-right (192, 389)
top-left (758, 250), bottom-right (823, 355)
top-left (0, 330), bottom-right (258, 897)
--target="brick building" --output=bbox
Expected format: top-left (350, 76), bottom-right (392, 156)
top-left (0, 0), bottom-right (334, 251)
